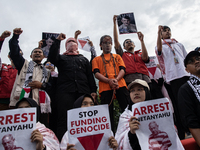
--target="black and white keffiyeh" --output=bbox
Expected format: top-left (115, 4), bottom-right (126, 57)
top-left (187, 74), bottom-right (200, 102)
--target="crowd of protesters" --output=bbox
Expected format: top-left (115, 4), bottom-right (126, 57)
top-left (1, 14), bottom-right (200, 149)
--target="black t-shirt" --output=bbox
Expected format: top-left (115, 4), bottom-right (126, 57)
top-left (178, 82), bottom-right (200, 130)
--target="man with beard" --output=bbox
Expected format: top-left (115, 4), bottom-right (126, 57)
top-left (113, 15), bottom-right (150, 86)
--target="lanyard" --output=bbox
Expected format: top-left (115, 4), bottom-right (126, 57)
top-left (163, 39), bottom-right (175, 56)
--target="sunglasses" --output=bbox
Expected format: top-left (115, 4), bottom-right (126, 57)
top-left (45, 63), bottom-right (54, 67)
top-left (125, 40), bottom-right (133, 44)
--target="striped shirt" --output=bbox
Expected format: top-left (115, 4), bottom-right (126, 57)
top-left (149, 130), bottom-right (172, 150)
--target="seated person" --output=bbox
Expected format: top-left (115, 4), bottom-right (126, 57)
top-left (16, 98), bottom-right (60, 150)
top-left (60, 94), bottom-right (118, 150)
top-left (115, 79), bottom-right (151, 150)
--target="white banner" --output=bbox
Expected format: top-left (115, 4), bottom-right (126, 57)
top-left (132, 98), bottom-right (184, 150)
top-left (145, 56), bottom-right (162, 79)
top-left (0, 108), bottom-right (36, 150)
top-left (77, 36), bottom-right (91, 52)
top-left (68, 104), bottom-right (112, 150)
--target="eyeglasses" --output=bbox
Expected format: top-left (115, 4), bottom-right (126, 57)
top-left (130, 88), bottom-right (144, 93)
top-left (45, 63), bottom-right (54, 67)
top-left (125, 40), bottom-right (133, 44)
top-left (187, 56), bottom-right (200, 65)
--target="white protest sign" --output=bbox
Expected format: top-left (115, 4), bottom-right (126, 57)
top-left (68, 104), bottom-right (112, 150)
top-left (145, 56), bottom-right (162, 79)
top-left (77, 36), bottom-right (91, 52)
top-left (0, 108), bottom-right (36, 150)
top-left (132, 98), bottom-right (184, 150)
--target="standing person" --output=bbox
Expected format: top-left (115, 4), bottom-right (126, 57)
top-left (48, 33), bottom-right (97, 141)
top-left (44, 60), bottom-right (58, 134)
top-left (156, 25), bottom-right (190, 139)
top-left (9, 28), bottom-right (51, 126)
top-left (92, 35), bottom-right (130, 131)
top-left (178, 51), bottom-right (200, 147)
top-left (113, 15), bottom-right (151, 86)
top-left (0, 30), bottom-right (14, 110)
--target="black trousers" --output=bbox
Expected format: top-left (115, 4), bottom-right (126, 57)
top-left (56, 92), bottom-right (84, 141)
top-left (100, 87), bottom-right (131, 133)
top-left (169, 76), bottom-right (189, 140)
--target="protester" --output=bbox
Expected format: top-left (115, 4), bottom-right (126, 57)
top-left (16, 97), bottom-right (60, 150)
top-left (74, 30), bottom-right (97, 63)
top-left (0, 30), bottom-right (14, 110)
top-left (48, 33), bottom-right (97, 141)
top-left (92, 35), bottom-right (130, 131)
top-left (60, 94), bottom-right (118, 150)
top-left (43, 60), bottom-right (58, 133)
top-left (178, 50), bottom-right (200, 147)
top-left (9, 28), bottom-right (51, 127)
top-left (115, 79), bottom-right (151, 150)
top-left (156, 25), bottom-right (190, 139)
top-left (113, 15), bottom-right (151, 86)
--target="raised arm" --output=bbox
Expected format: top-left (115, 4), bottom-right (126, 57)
top-left (0, 30), bottom-right (11, 69)
top-left (74, 30), bottom-right (81, 40)
top-left (48, 33), bottom-right (66, 66)
top-left (113, 15), bottom-right (123, 56)
top-left (137, 32), bottom-right (149, 62)
top-left (157, 25), bottom-right (163, 54)
top-left (88, 39), bottom-right (97, 63)
top-left (9, 28), bottom-right (25, 72)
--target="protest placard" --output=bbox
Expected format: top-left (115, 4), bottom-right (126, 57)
top-left (132, 98), bottom-right (184, 150)
top-left (42, 32), bottom-right (59, 57)
top-left (0, 108), bottom-right (36, 150)
top-left (117, 12), bottom-right (137, 34)
top-left (67, 104), bottom-right (112, 150)
top-left (145, 56), bottom-right (162, 79)
top-left (77, 36), bottom-right (91, 52)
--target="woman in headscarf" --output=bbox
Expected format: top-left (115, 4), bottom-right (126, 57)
top-left (60, 94), bottom-right (118, 150)
top-left (48, 34), bottom-right (97, 141)
top-left (16, 98), bottom-right (60, 150)
top-left (115, 79), bottom-right (151, 150)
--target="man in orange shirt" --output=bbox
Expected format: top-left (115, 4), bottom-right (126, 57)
top-left (92, 35), bottom-right (130, 131)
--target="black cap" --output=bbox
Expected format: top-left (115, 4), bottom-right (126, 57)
top-left (184, 51), bottom-right (200, 67)
top-left (194, 47), bottom-right (200, 52)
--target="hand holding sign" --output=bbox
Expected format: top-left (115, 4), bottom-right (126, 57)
top-left (108, 136), bottom-right (118, 150)
top-left (129, 116), bottom-right (140, 134)
top-left (31, 129), bottom-right (44, 150)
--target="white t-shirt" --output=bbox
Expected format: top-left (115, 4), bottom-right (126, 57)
top-left (156, 42), bottom-right (190, 83)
